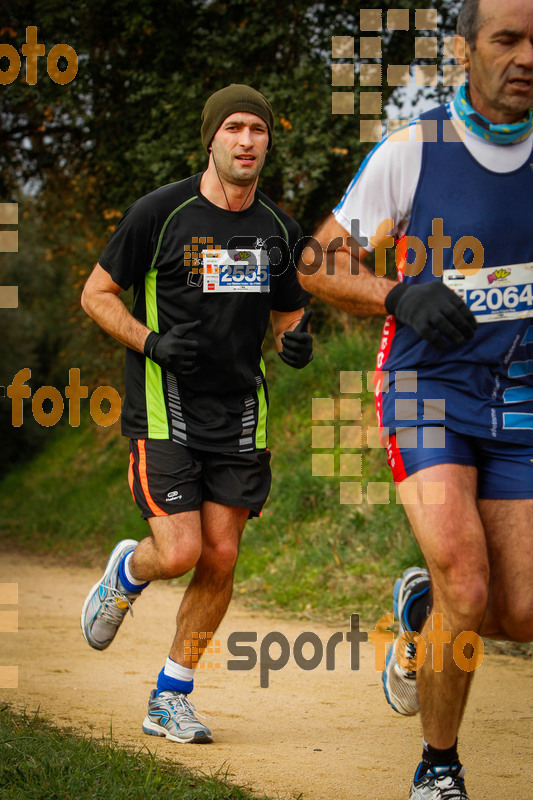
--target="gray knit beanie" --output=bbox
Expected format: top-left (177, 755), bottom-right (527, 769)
top-left (201, 84), bottom-right (274, 152)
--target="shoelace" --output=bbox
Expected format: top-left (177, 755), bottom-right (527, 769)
top-left (418, 766), bottom-right (467, 800)
top-left (433, 774), bottom-right (468, 800)
top-left (405, 641), bottom-right (417, 678)
top-left (161, 692), bottom-right (210, 722)
top-left (98, 584), bottom-right (135, 624)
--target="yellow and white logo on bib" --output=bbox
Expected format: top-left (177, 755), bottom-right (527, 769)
top-left (443, 262), bottom-right (533, 322)
top-left (201, 249), bottom-right (270, 293)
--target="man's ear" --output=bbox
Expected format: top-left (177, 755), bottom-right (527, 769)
top-left (453, 34), bottom-right (470, 72)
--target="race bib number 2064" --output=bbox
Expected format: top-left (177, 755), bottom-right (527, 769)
top-left (201, 249), bottom-right (270, 293)
top-left (443, 263), bottom-right (533, 322)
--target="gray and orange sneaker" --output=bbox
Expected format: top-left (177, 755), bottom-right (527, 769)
top-left (81, 539), bottom-right (139, 650)
top-left (142, 690), bottom-right (212, 743)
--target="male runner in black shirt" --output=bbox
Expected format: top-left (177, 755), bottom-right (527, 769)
top-left (80, 84), bottom-right (312, 743)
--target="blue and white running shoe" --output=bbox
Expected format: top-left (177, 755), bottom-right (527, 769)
top-left (382, 567), bottom-right (430, 716)
top-left (81, 539), bottom-right (139, 650)
top-left (382, 637), bottom-right (419, 715)
top-left (410, 761), bottom-right (469, 799)
top-left (394, 566), bottom-right (431, 634)
top-left (142, 690), bottom-right (213, 743)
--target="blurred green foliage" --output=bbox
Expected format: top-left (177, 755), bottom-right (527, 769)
top-left (0, 0), bottom-right (459, 476)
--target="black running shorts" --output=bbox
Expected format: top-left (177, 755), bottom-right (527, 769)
top-left (128, 439), bottom-right (272, 519)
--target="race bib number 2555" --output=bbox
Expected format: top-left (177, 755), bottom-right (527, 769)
top-left (201, 249), bottom-right (270, 293)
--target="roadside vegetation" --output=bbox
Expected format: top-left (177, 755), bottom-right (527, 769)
top-left (0, 705), bottom-right (272, 800)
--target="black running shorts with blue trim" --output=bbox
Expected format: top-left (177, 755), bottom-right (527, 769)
top-left (128, 438), bottom-right (272, 519)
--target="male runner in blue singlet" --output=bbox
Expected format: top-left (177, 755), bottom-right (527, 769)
top-left (299, 1), bottom-right (533, 797)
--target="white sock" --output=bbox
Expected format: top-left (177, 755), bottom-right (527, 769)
top-left (164, 657), bottom-right (196, 682)
top-left (124, 552), bottom-right (147, 586)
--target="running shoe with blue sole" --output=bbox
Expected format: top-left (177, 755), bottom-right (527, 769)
top-left (382, 567), bottom-right (430, 716)
top-left (81, 539), bottom-right (140, 650)
top-left (142, 690), bottom-right (213, 743)
top-left (410, 761), bottom-right (469, 799)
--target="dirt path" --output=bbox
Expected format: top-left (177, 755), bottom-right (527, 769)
top-left (1, 548), bottom-right (532, 799)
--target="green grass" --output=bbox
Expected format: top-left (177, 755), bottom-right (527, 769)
top-left (0, 704), bottom-right (273, 800)
top-left (0, 415), bottom-right (147, 559)
top-left (0, 321), bottom-right (419, 621)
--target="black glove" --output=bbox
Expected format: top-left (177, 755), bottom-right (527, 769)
top-left (144, 320), bottom-right (200, 375)
top-left (385, 281), bottom-right (477, 349)
top-left (279, 309), bottom-right (314, 369)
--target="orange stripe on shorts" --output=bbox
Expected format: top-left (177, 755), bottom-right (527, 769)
top-left (138, 439), bottom-right (168, 516)
top-left (128, 451), bottom-right (135, 501)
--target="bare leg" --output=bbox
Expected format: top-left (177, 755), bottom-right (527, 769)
top-left (128, 502), bottom-right (249, 666)
top-left (398, 464), bottom-right (489, 749)
top-left (479, 498), bottom-right (533, 642)
top-left (170, 502), bottom-right (249, 665)
top-left (128, 510), bottom-right (203, 581)
top-left (130, 503), bottom-right (249, 743)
